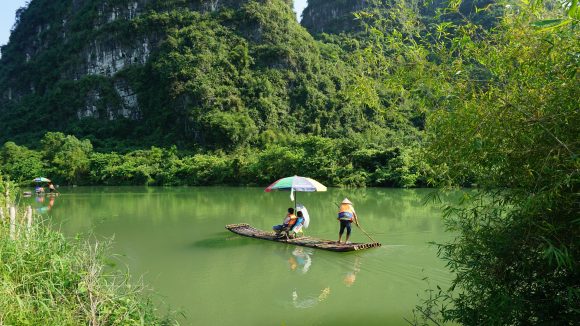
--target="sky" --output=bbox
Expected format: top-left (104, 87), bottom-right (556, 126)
top-left (0, 0), bottom-right (28, 46)
top-left (0, 0), bottom-right (309, 46)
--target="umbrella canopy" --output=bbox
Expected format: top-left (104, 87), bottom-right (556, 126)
top-left (33, 177), bottom-right (51, 183)
top-left (265, 175), bottom-right (327, 212)
top-left (264, 176), bottom-right (327, 192)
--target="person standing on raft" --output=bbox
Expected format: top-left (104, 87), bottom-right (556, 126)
top-left (48, 182), bottom-right (58, 195)
top-left (337, 198), bottom-right (359, 244)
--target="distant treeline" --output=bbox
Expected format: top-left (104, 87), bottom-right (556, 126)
top-left (1, 131), bottom-right (426, 187)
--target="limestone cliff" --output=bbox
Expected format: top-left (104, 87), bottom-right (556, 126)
top-left (1, 0), bottom-right (291, 119)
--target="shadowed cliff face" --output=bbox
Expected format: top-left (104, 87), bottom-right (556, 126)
top-left (301, 0), bottom-right (379, 34)
top-left (301, 0), bottom-right (501, 35)
top-left (301, 0), bottom-right (402, 35)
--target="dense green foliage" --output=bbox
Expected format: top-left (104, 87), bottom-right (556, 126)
top-left (411, 2), bottom-right (579, 325)
top-left (0, 0), bottom-right (512, 189)
top-left (0, 176), bottom-right (173, 324)
top-left (1, 131), bottom-right (425, 187)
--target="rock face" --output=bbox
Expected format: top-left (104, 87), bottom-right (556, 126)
top-left (85, 38), bottom-right (151, 76)
top-left (301, 0), bottom-right (385, 34)
top-left (300, 0), bottom-right (500, 35)
top-left (0, 0), bottom-right (292, 120)
top-left (1, 0), bottom-right (153, 121)
top-left (0, 0), bottom-right (270, 111)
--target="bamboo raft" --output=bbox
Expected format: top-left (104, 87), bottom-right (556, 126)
top-left (225, 223), bottom-right (381, 252)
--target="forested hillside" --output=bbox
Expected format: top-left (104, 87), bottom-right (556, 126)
top-left (0, 0), bottom-right (575, 191)
top-left (0, 0), bottom-right (420, 150)
top-left (0, 0), bottom-right (442, 187)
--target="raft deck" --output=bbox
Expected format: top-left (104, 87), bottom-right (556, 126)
top-left (225, 223), bottom-right (381, 252)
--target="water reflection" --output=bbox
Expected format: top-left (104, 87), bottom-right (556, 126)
top-left (343, 256), bottom-right (362, 287)
top-left (284, 247), bottom-right (368, 311)
top-left (288, 247), bottom-right (313, 274)
top-left (292, 287), bottom-right (331, 309)
top-left (35, 194), bottom-right (56, 214)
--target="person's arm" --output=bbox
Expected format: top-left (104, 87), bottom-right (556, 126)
top-left (353, 211), bottom-right (359, 226)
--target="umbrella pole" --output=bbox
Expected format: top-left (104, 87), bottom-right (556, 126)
top-left (294, 192), bottom-right (305, 211)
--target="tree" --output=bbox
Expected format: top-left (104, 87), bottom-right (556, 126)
top-left (415, 2), bottom-right (579, 325)
top-left (41, 132), bottom-right (93, 184)
top-left (0, 142), bottom-right (44, 183)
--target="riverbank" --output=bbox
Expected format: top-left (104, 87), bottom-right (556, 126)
top-left (0, 203), bottom-right (173, 325)
top-left (1, 132), bottom-right (426, 188)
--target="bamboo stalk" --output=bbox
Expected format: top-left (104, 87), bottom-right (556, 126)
top-left (9, 206), bottom-right (16, 240)
top-left (26, 205), bottom-right (33, 232)
top-left (5, 185), bottom-right (10, 209)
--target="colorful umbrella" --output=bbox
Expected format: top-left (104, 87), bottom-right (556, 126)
top-left (265, 176), bottom-right (327, 193)
top-left (33, 177), bottom-right (51, 183)
top-left (265, 175), bottom-right (327, 210)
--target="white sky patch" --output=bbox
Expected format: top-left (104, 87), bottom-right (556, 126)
top-left (294, 0), bottom-right (308, 21)
top-left (1, 0), bottom-right (29, 46)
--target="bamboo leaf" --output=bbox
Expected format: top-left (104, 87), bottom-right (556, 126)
top-left (531, 19), bottom-right (572, 30)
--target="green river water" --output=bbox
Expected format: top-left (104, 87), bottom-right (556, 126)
top-left (27, 187), bottom-right (453, 326)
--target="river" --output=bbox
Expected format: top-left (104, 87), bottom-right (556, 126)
top-left (27, 187), bottom-right (453, 326)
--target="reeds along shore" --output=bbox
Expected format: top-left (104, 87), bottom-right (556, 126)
top-left (0, 205), bottom-right (33, 240)
top-left (0, 203), bottom-right (174, 325)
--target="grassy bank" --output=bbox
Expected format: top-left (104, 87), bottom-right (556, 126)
top-left (0, 196), bottom-right (173, 325)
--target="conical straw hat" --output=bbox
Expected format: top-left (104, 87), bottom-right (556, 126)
top-left (341, 198), bottom-right (353, 205)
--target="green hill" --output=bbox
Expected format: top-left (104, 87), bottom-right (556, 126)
top-left (0, 0), bottom-right (415, 151)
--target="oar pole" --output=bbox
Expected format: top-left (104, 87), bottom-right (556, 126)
top-left (355, 223), bottom-right (378, 243)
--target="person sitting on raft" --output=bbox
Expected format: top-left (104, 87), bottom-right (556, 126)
top-left (273, 207), bottom-right (297, 237)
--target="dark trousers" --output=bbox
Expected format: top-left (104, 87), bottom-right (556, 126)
top-left (339, 220), bottom-right (352, 236)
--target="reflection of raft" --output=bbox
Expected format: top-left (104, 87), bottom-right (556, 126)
top-left (225, 223), bottom-right (381, 252)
